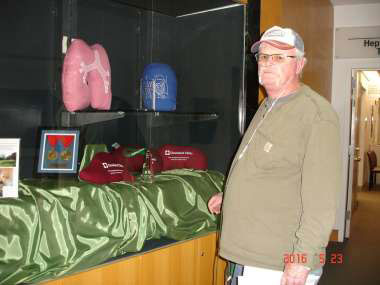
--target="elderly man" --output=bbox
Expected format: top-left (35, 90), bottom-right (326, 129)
top-left (208, 26), bottom-right (342, 285)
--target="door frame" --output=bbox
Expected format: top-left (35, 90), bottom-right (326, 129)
top-left (331, 59), bottom-right (380, 242)
top-left (344, 68), bottom-right (379, 239)
top-left (345, 69), bottom-right (360, 238)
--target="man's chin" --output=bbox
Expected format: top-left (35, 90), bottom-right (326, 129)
top-left (261, 82), bottom-right (281, 91)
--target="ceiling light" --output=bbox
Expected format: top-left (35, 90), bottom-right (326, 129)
top-left (363, 71), bottom-right (380, 86)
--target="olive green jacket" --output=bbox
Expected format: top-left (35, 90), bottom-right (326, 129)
top-left (219, 84), bottom-right (342, 271)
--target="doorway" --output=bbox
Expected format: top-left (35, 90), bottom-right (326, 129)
top-left (346, 69), bottom-right (380, 238)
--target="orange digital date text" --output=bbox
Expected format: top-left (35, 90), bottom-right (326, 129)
top-left (283, 253), bottom-right (308, 264)
top-left (283, 253), bottom-right (344, 265)
top-left (319, 253), bottom-right (343, 264)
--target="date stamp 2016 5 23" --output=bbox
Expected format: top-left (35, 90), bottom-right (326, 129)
top-left (283, 253), bottom-right (343, 265)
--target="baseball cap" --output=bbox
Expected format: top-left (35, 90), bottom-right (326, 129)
top-left (251, 26), bottom-right (304, 55)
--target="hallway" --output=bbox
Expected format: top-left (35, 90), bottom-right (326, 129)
top-left (319, 188), bottom-right (380, 285)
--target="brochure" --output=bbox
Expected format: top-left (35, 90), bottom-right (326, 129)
top-left (0, 138), bottom-right (20, 198)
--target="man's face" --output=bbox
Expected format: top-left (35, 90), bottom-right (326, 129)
top-left (257, 43), bottom-right (305, 95)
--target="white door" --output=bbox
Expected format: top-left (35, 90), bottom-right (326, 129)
top-left (345, 70), bottom-right (362, 238)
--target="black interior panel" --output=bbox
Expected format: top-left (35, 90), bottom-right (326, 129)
top-left (0, 0), bottom-right (258, 177)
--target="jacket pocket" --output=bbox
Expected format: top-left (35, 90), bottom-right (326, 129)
top-left (250, 129), bottom-right (295, 170)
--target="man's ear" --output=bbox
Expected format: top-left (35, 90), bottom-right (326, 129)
top-left (296, 57), bottom-right (307, 75)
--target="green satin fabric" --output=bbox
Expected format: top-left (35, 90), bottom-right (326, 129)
top-left (0, 170), bottom-right (223, 284)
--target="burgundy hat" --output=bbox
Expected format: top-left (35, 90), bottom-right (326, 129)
top-left (158, 144), bottom-right (207, 171)
top-left (79, 152), bottom-right (135, 184)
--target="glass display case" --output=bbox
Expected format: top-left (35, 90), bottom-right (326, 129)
top-left (56, 0), bottom-right (246, 174)
top-left (0, 0), bottom-right (255, 284)
top-left (0, 0), bottom-right (247, 177)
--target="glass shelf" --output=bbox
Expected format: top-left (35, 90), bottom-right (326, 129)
top-left (61, 109), bottom-right (219, 128)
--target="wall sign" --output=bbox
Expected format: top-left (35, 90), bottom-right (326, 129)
top-left (335, 26), bottom-right (380, 59)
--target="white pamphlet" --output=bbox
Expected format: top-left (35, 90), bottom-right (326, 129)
top-left (0, 138), bottom-right (20, 198)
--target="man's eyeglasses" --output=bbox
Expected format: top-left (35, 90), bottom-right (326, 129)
top-left (254, 53), bottom-right (297, 64)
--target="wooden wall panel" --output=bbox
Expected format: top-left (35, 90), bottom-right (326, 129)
top-left (258, 0), bottom-right (334, 102)
top-left (282, 0), bottom-right (333, 101)
top-left (258, 0), bottom-right (284, 102)
top-left (260, 0), bottom-right (283, 33)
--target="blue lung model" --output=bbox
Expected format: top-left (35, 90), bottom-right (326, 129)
top-left (141, 63), bottom-right (177, 111)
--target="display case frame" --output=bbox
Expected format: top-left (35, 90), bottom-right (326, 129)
top-left (0, 1), bottom-right (252, 284)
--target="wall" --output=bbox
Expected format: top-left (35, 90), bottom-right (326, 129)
top-left (259, 0), bottom-right (334, 102)
top-left (331, 3), bottom-right (380, 241)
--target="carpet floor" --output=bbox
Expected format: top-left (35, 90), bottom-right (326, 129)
top-left (319, 187), bottom-right (380, 285)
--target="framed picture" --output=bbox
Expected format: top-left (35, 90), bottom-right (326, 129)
top-left (0, 138), bottom-right (20, 198)
top-left (38, 130), bottom-right (80, 173)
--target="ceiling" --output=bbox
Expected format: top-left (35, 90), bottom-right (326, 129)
top-left (363, 71), bottom-right (380, 84)
top-left (330, 0), bottom-right (380, 5)
top-left (362, 71), bottom-right (380, 94)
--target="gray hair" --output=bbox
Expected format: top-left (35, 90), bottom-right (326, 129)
top-left (296, 51), bottom-right (307, 78)
top-left (295, 49), bottom-right (305, 58)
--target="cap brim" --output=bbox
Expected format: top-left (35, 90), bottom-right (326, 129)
top-left (250, 40), bottom-right (295, 53)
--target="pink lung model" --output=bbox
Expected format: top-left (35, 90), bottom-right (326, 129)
top-left (62, 39), bottom-right (112, 112)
